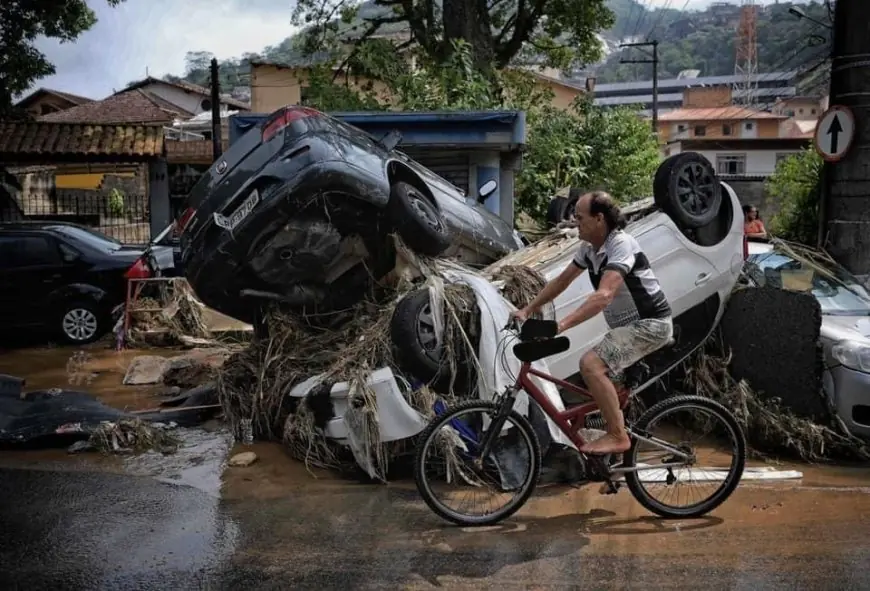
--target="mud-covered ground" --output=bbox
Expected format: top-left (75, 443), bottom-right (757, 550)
top-left (2, 345), bottom-right (870, 589)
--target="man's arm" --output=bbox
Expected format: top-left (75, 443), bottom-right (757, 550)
top-left (557, 270), bottom-right (625, 333)
top-left (520, 257), bottom-right (584, 317)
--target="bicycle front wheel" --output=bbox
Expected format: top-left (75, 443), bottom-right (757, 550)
top-left (413, 400), bottom-right (542, 526)
top-left (622, 395), bottom-right (746, 519)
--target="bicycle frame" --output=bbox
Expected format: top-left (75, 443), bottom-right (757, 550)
top-left (516, 362), bottom-right (628, 450)
top-left (479, 360), bottom-right (693, 473)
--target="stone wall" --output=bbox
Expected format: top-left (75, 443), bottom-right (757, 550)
top-left (723, 177), bottom-right (781, 224)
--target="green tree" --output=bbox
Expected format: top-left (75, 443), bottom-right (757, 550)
top-left (766, 148), bottom-right (823, 245)
top-left (1, 0), bottom-right (126, 116)
top-left (290, 0), bottom-right (614, 73)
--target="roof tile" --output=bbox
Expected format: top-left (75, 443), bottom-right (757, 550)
top-left (659, 106), bottom-right (788, 121)
top-left (0, 122), bottom-right (164, 157)
top-left (37, 89), bottom-right (190, 125)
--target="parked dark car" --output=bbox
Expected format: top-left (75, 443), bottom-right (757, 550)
top-left (178, 105), bottom-right (523, 324)
top-left (0, 222), bottom-right (153, 344)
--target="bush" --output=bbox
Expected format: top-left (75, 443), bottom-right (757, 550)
top-left (766, 149), bottom-right (823, 245)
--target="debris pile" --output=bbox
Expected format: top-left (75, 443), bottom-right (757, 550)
top-left (122, 278), bottom-right (212, 346)
top-left (681, 337), bottom-right (870, 462)
top-left (86, 418), bottom-right (180, 455)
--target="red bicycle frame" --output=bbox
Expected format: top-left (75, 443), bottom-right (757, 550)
top-left (512, 361), bottom-right (631, 450)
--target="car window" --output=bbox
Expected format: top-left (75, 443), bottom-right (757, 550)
top-left (746, 250), bottom-right (870, 316)
top-left (49, 225), bottom-right (122, 251)
top-left (0, 235), bottom-right (62, 269)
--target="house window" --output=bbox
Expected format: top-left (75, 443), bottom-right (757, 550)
top-left (745, 122), bottom-right (754, 131)
top-left (722, 124), bottom-right (733, 136)
top-left (811, 108), bottom-right (817, 115)
top-left (677, 124), bottom-right (687, 133)
top-left (716, 154), bottom-right (746, 175)
top-left (694, 125), bottom-right (706, 137)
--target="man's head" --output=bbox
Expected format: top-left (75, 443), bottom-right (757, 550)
top-left (574, 190), bottom-right (625, 246)
top-left (742, 204), bottom-right (758, 221)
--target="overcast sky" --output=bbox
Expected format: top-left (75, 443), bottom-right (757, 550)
top-left (30, 0), bottom-right (784, 100)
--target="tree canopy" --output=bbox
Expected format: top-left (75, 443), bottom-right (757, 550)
top-left (0, 0), bottom-right (125, 116)
top-left (290, 0), bottom-right (614, 72)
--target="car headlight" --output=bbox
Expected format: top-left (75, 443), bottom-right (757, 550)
top-left (831, 339), bottom-right (870, 373)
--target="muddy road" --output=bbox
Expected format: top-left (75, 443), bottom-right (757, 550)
top-left (2, 345), bottom-right (870, 589)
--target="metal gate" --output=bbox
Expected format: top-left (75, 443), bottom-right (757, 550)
top-left (401, 149), bottom-right (471, 193)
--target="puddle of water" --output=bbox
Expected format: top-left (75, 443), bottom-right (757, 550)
top-left (122, 423), bottom-right (235, 497)
top-left (0, 343), bottom-right (178, 410)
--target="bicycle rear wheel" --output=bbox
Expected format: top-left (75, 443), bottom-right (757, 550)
top-left (413, 400), bottom-right (542, 526)
top-left (622, 395), bottom-right (746, 519)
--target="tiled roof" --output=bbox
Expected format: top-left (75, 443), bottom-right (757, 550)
top-left (658, 107), bottom-right (788, 121)
top-left (15, 87), bottom-right (95, 108)
top-left (0, 122), bottom-right (164, 157)
top-left (122, 76), bottom-right (251, 110)
top-left (38, 89), bottom-right (192, 124)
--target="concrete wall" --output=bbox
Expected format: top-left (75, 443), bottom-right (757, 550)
top-left (658, 118), bottom-right (781, 143)
top-left (665, 146), bottom-right (804, 176)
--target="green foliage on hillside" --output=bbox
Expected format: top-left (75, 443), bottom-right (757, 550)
top-left (596, 1), bottom-right (832, 82)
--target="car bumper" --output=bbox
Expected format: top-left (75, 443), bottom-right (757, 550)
top-left (181, 160), bottom-right (389, 321)
top-left (826, 365), bottom-right (870, 439)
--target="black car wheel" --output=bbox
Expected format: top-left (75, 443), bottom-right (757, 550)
top-left (388, 181), bottom-right (452, 256)
top-left (390, 288), bottom-right (476, 395)
top-left (59, 301), bottom-right (105, 345)
top-left (654, 153), bottom-right (722, 229)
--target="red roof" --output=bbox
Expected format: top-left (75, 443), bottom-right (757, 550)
top-left (38, 89), bottom-right (193, 125)
top-left (659, 107), bottom-right (787, 122)
top-left (15, 88), bottom-right (95, 108)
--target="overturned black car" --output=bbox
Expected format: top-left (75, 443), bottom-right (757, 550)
top-left (178, 106), bottom-right (524, 324)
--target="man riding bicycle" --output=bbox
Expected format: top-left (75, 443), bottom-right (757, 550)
top-left (510, 191), bottom-right (674, 456)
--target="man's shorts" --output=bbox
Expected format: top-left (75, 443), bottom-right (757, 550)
top-left (591, 317), bottom-right (674, 377)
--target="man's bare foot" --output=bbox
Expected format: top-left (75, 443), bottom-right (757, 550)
top-left (579, 432), bottom-right (631, 455)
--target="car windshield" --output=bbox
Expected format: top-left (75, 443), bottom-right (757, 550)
top-left (747, 250), bottom-right (870, 316)
top-left (50, 225), bottom-right (123, 251)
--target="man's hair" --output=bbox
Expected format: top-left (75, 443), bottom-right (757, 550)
top-left (587, 190), bottom-right (627, 231)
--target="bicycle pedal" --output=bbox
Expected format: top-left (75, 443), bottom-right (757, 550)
top-left (599, 481), bottom-right (621, 495)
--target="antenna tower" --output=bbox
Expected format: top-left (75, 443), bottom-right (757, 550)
top-left (733, 0), bottom-right (758, 107)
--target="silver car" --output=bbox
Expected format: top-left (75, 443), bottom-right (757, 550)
top-left (745, 241), bottom-right (870, 439)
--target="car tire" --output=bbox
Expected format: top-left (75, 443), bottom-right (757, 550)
top-left (388, 181), bottom-right (452, 257)
top-left (545, 197), bottom-right (569, 227)
top-left (654, 152), bottom-right (722, 229)
top-left (59, 301), bottom-right (105, 345)
top-left (390, 288), bottom-right (476, 395)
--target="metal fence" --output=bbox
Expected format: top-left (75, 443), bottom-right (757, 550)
top-left (1, 191), bottom-right (152, 245)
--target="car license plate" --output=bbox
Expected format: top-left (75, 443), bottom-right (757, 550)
top-left (214, 189), bottom-right (259, 231)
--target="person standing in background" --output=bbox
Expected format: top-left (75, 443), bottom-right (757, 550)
top-left (743, 204), bottom-right (767, 239)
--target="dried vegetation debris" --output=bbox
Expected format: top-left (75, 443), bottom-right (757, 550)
top-left (125, 278), bottom-right (211, 345)
top-left (681, 338), bottom-right (870, 463)
top-left (87, 418), bottom-right (180, 455)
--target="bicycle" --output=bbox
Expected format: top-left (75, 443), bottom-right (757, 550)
top-left (413, 317), bottom-right (747, 526)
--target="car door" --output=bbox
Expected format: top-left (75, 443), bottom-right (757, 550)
top-left (634, 217), bottom-right (722, 318)
top-left (0, 233), bottom-right (70, 329)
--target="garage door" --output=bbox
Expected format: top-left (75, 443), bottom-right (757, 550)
top-left (401, 149), bottom-right (470, 193)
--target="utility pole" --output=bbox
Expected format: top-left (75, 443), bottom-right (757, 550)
top-left (209, 58), bottom-right (223, 161)
top-left (620, 41), bottom-right (659, 133)
top-left (823, 0), bottom-right (870, 275)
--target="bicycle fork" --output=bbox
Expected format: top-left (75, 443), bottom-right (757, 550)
top-left (474, 386), bottom-right (520, 466)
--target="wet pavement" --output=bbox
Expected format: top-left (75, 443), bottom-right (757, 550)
top-left (3, 344), bottom-right (870, 589)
top-left (1, 433), bottom-right (870, 590)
